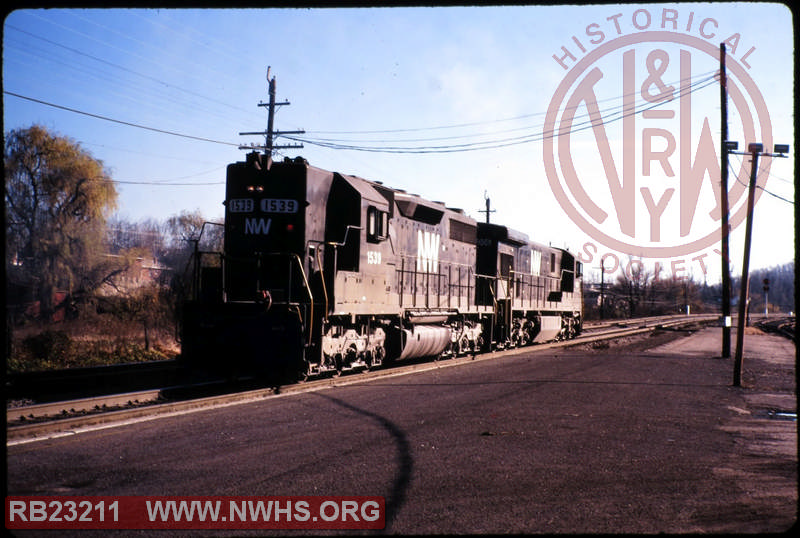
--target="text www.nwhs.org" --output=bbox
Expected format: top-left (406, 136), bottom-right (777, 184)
top-left (147, 498), bottom-right (383, 524)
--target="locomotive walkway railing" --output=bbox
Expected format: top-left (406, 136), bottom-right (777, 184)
top-left (396, 256), bottom-right (475, 310)
top-left (184, 245), bottom-right (316, 348)
top-left (248, 252), bottom-right (314, 347)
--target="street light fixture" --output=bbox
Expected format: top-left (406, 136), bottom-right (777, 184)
top-left (774, 144), bottom-right (790, 155)
top-left (747, 143), bottom-right (763, 153)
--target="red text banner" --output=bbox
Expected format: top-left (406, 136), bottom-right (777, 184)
top-left (6, 496), bottom-right (385, 530)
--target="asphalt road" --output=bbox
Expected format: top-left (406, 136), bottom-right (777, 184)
top-left (6, 326), bottom-right (796, 535)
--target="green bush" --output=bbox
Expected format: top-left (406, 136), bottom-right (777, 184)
top-left (12, 330), bottom-right (77, 371)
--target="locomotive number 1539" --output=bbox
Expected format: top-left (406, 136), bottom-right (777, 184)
top-left (261, 199), bottom-right (299, 214)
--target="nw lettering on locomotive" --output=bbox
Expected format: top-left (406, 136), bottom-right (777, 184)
top-left (416, 230), bottom-right (440, 273)
top-left (244, 217), bottom-right (272, 235)
top-left (530, 249), bottom-right (542, 276)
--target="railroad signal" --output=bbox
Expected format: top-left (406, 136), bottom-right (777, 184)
top-left (763, 278), bottom-right (769, 292)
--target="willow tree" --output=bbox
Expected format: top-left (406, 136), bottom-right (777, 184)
top-left (5, 125), bottom-right (119, 320)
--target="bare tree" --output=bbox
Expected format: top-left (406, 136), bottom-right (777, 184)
top-left (610, 257), bottom-right (653, 317)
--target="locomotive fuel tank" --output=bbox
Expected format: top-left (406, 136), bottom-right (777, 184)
top-left (385, 323), bottom-right (453, 361)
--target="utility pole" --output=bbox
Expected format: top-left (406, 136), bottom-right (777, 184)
top-left (479, 191), bottom-right (496, 223)
top-left (719, 43), bottom-right (732, 358)
top-left (600, 265), bottom-right (605, 320)
top-left (239, 67), bottom-right (305, 157)
top-left (729, 142), bottom-right (789, 387)
top-left (732, 145), bottom-right (759, 387)
top-left (596, 257), bottom-right (607, 320)
top-left (265, 71), bottom-right (277, 154)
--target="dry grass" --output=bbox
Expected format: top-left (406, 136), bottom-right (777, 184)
top-left (8, 315), bottom-right (180, 373)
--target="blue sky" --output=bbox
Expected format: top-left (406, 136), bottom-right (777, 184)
top-left (3, 4), bottom-right (795, 284)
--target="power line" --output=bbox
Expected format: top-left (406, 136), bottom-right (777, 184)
top-left (81, 141), bottom-right (223, 165)
top-left (729, 153), bottom-right (795, 204)
top-left (4, 27), bottom-right (258, 133)
top-left (304, 68), bottom-right (718, 138)
top-left (4, 91), bottom-right (240, 147)
top-left (288, 74), bottom-right (719, 153)
top-left (5, 70), bottom-right (719, 157)
top-left (6, 22), bottom-right (252, 117)
top-left (728, 159), bottom-right (794, 205)
top-left (5, 21), bottom-right (719, 156)
top-left (112, 179), bottom-right (224, 186)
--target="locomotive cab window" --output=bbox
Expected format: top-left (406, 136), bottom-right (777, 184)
top-left (367, 206), bottom-right (389, 243)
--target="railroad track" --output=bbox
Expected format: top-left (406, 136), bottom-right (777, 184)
top-left (582, 313), bottom-right (713, 331)
top-left (6, 313), bottom-right (708, 404)
top-left (754, 315), bottom-right (796, 341)
top-left (5, 359), bottom-right (185, 403)
top-left (7, 314), bottom-right (718, 441)
top-left (573, 313), bottom-right (718, 344)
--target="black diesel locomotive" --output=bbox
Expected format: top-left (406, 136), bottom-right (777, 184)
top-left (180, 153), bottom-right (583, 381)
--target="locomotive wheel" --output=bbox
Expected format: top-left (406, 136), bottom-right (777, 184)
top-left (516, 322), bottom-right (531, 347)
top-left (474, 335), bottom-right (485, 357)
top-left (344, 344), bottom-right (359, 371)
top-left (364, 345), bottom-right (386, 372)
top-left (457, 335), bottom-right (471, 356)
